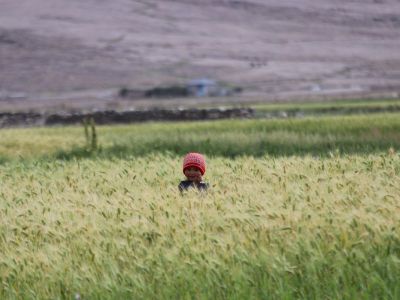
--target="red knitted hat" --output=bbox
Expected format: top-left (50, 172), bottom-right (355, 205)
top-left (183, 152), bottom-right (206, 175)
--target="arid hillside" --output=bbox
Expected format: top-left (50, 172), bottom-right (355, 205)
top-left (1, 0), bottom-right (400, 111)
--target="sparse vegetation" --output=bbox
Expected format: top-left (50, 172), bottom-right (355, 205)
top-left (144, 85), bottom-right (189, 98)
top-left (83, 117), bottom-right (98, 152)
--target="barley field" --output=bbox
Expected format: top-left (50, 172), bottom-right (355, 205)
top-left (1, 113), bottom-right (400, 160)
top-left (1, 114), bottom-right (400, 299)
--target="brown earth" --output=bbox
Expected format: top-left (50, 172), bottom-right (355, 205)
top-left (1, 0), bottom-right (400, 112)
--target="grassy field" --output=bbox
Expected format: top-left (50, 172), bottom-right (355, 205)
top-left (1, 113), bottom-right (400, 299)
top-left (1, 113), bottom-right (400, 161)
top-left (252, 98), bottom-right (400, 113)
top-left (195, 97), bottom-right (400, 115)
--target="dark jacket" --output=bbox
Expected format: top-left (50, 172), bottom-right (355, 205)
top-left (178, 180), bottom-right (209, 192)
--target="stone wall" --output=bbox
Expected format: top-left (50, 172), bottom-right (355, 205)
top-left (0, 108), bottom-right (254, 128)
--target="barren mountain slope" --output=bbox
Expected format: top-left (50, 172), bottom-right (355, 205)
top-left (1, 0), bottom-right (400, 110)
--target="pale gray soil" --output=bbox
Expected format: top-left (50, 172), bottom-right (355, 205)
top-left (1, 0), bottom-right (400, 112)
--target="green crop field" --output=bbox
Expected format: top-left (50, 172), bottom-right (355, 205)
top-left (1, 113), bottom-right (400, 299)
top-left (1, 113), bottom-right (400, 161)
top-left (197, 97), bottom-right (400, 116)
top-left (252, 98), bottom-right (400, 113)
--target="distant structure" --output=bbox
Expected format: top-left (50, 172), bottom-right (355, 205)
top-left (186, 78), bottom-right (218, 97)
top-left (119, 78), bottom-right (242, 99)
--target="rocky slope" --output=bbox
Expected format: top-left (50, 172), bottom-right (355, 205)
top-left (1, 0), bottom-right (400, 111)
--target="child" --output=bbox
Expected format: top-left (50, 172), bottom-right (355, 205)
top-left (179, 152), bottom-right (209, 192)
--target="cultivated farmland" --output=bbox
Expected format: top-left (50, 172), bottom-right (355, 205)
top-left (0, 114), bottom-right (400, 299)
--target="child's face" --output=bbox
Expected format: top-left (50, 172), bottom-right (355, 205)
top-left (184, 166), bottom-right (202, 182)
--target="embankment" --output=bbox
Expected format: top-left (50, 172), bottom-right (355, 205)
top-left (0, 108), bottom-right (254, 128)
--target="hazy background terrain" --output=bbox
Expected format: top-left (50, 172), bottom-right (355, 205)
top-left (1, 0), bottom-right (400, 111)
